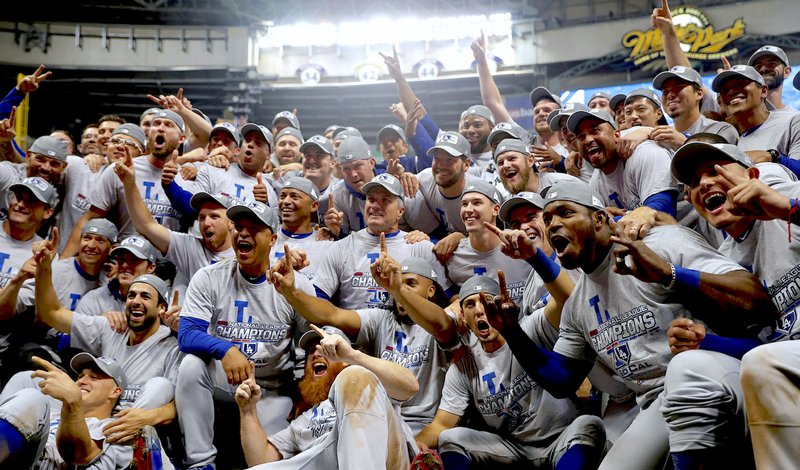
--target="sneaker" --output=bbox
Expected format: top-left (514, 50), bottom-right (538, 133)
top-left (410, 449), bottom-right (443, 470)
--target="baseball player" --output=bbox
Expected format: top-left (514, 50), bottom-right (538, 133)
top-left (588, 91), bottom-right (612, 111)
top-left (494, 138), bottom-right (577, 195)
top-left (313, 173), bottom-right (447, 311)
top-left (0, 354), bottom-right (133, 469)
top-left (298, 135), bottom-right (340, 215)
top-left (417, 275), bottom-right (606, 469)
top-left (748, 45), bottom-right (797, 114)
top-left (176, 200), bottom-right (315, 470)
top-left (236, 325), bottom-right (419, 469)
top-left (548, 102), bottom-right (597, 183)
top-left (272, 110), bottom-right (300, 136)
top-left (327, 136), bottom-right (379, 236)
top-left (0, 135), bottom-right (68, 217)
top-left (487, 179), bottom-right (773, 469)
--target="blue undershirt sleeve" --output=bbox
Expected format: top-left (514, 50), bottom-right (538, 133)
top-left (778, 156), bottom-right (800, 179)
top-left (314, 286), bottom-right (330, 300)
top-left (408, 122), bottom-right (436, 160)
top-left (162, 180), bottom-right (197, 219)
top-left (643, 190), bottom-right (677, 217)
top-left (419, 114), bottom-right (440, 140)
top-left (0, 87), bottom-right (24, 120)
top-left (178, 317), bottom-right (234, 360)
top-left (699, 334), bottom-right (763, 360)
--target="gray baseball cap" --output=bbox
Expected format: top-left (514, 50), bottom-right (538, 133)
top-left (653, 66), bottom-right (703, 90)
top-left (298, 325), bottom-right (349, 351)
top-left (81, 218), bottom-right (119, 243)
top-left (71, 353), bottom-right (127, 389)
top-left (488, 122), bottom-right (528, 147)
top-left (566, 108), bottom-right (618, 133)
top-left (226, 201), bottom-right (280, 233)
top-left (712, 65), bottom-right (765, 92)
top-left (336, 136), bottom-right (372, 164)
top-left (548, 102), bottom-right (591, 132)
top-left (530, 86), bottom-right (562, 108)
top-left (130, 274), bottom-right (170, 305)
top-left (29, 135), bottom-right (68, 162)
top-left (493, 138), bottom-right (529, 161)
top-left (362, 173), bottom-right (403, 198)
top-left (588, 91), bottom-right (612, 104)
top-left (190, 192), bottom-right (233, 212)
top-left (10, 176), bottom-right (58, 207)
top-left (282, 176), bottom-right (320, 201)
top-left (543, 179), bottom-right (604, 211)
top-left (192, 108), bottom-right (212, 125)
top-left (333, 127), bottom-right (362, 142)
top-left (325, 124), bottom-right (342, 135)
top-left (427, 131), bottom-right (470, 158)
top-left (272, 110), bottom-right (300, 130)
top-left (748, 45), bottom-right (789, 67)
top-left (275, 126), bottom-right (304, 144)
top-left (399, 257), bottom-right (438, 281)
top-left (377, 124), bottom-right (407, 145)
top-left (462, 179), bottom-right (501, 205)
top-left (459, 275), bottom-right (500, 306)
top-left (210, 123), bottom-right (242, 147)
top-left (112, 124), bottom-right (147, 149)
top-left (300, 135), bottom-right (334, 155)
top-left (499, 191), bottom-right (545, 223)
top-left (609, 93), bottom-right (626, 111)
top-left (241, 123), bottom-right (275, 149)
top-left (140, 107), bottom-right (161, 121)
top-left (461, 105), bottom-right (495, 126)
top-left (625, 88), bottom-right (670, 125)
top-left (671, 142), bottom-right (754, 185)
top-left (152, 110), bottom-right (185, 133)
top-left (110, 236), bottom-right (158, 263)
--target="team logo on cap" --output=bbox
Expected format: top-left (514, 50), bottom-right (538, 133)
top-left (25, 177), bottom-right (49, 192)
top-left (731, 65), bottom-right (748, 72)
top-left (495, 122), bottom-right (512, 130)
top-left (547, 191), bottom-right (558, 199)
top-left (498, 145), bottom-right (507, 152)
top-left (438, 133), bottom-right (460, 145)
top-left (125, 237), bottom-right (147, 248)
top-left (247, 202), bottom-right (267, 214)
top-left (310, 135), bottom-right (326, 144)
top-left (47, 150), bottom-right (56, 156)
top-left (88, 227), bottom-right (99, 233)
top-left (592, 196), bottom-right (603, 207)
top-left (375, 174), bottom-right (394, 183)
top-left (673, 66), bottom-right (687, 73)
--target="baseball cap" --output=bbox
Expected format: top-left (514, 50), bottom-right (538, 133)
top-left (499, 191), bottom-right (545, 223)
top-left (190, 192), bottom-right (232, 212)
top-left (10, 177), bottom-right (58, 207)
top-left (324, 124), bottom-right (342, 135)
top-left (426, 131), bottom-right (470, 158)
top-left (272, 110), bottom-right (300, 130)
top-left (210, 123), bottom-right (242, 147)
top-left (399, 257), bottom-right (438, 281)
top-left (566, 108), bottom-right (618, 133)
top-left (543, 179), bottom-right (604, 211)
top-left (493, 138), bottom-right (529, 161)
top-left (609, 93), bottom-right (626, 111)
top-left (300, 135), bottom-right (334, 155)
top-left (462, 179), bottom-right (501, 205)
top-left (298, 325), bottom-right (349, 351)
top-left (152, 110), bottom-right (185, 133)
top-left (377, 124), bottom-right (407, 145)
top-left (711, 65), bottom-right (765, 93)
top-left (71, 353), bottom-right (127, 389)
top-left (362, 173), bottom-right (403, 198)
top-left (282, 176), bottom-right (320, 201)
top-left (548, 102), bottom-right (591, 132)
top-left (333, 127), bottom-right (362, 142)
top-left (625, 88), bottom-right (670, 125)
top-left (461, 105), bottom-right (495, 126)
top-left (588, 91), bottom-right (612, 104)
top-left (241, 123), bottom-right (275, 149)
top-left (112, 124), bottom-right (147, 149)
top-left (226, 201), bottom-right (280, 233)
top-left (652, 66), bottom-right (703, 90)
top-left (29, 135), bottom-right (68, 162)
top-left (275, 127), bottom-right (304, 144)
top-left (671, 142), bottom-right (754, 185)
top-left (130, 274), bottom-right (170, 305)
top-left (530, 86), bottom-right (562, 108)
top-left (336, 136), bottom-right (372, 164)
top-left (488, 122), bottom-right (528, 147)
top-left (459, 275), bottom-right (500, 306)
top-left (748, 45), bottom-right (789, 67)
top-left (81, 218), bottom-right (118, 243)
top-left (140, 107), bottom-right (161, 121)
top-left (192, 108), bottom-right (212, 125)
top-left (110, 236), bottom-right (158, 263)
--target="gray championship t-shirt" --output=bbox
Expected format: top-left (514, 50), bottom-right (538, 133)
top-left (409, 168), bottom-right (472, 234)
top-left (445, 238), bottom-right (532, 304)
top-left (57, 156), bottom-right (101, 251)
top-left (0, 227), bottom-right (41, 289)
top-left (166, 231), bottom-right (234, 279)
top-left (270, 229), bottom-right (333, 283)
top-left (74, 284), bottom-right (125, 317)
top-left (683, 115), bottom-right (739, 145)
top-left (268, 399), bottom-right (337, 458)
top-left (737, 111), bottom-right (800, 159)
top-left (188, 162), bottom-right (278, 207)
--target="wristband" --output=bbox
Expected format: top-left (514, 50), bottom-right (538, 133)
top-left (526, 248), bottom-right (561, 283)
top-left (673, 265), bottom-right (701, 290)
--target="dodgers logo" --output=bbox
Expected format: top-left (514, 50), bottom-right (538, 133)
top-left (613, 344), bottom-right (631, 368)
top-left (240, 342), bottom-right (258, 358)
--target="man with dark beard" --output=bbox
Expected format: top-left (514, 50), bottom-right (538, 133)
top-left (495, 138), bottom-right (577, 195)
top-left (236, 324), bottom-right (420, 469)
top-left (748, 45), bottom-right (797, 115)
top-left (62, 110), bottom-right (187, 256)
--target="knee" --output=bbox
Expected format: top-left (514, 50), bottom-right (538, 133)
top-left (665, 350), bottom-right (739, 386)
top-left (437, 427), bottom-right (472, 453)
top-left (332, 365), bottom-right (379, 397)
top-left (570, 415), bottom-right (606, 444)
top-left (740, 346), bottom-right (777, 394)
top-left (177, 354), bottom-right (207, 384)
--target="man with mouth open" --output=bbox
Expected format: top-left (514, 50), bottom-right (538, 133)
top-left (176, 200), bottom-right (315, 470)
top-left (298, 135), bottom-right (339, 215)
top-left (484, 178), bottom-right (774, 469)
top-left (495, 137), bottom-right (577, 196)
top-left (327, 135), bottom-right (380, 237)
top-left (236, 324), bottom-right (420, 469)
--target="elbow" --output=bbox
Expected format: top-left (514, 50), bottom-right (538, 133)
top-left (399, 377), bottom-right (420, 402)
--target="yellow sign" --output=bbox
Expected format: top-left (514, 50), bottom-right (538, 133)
top-left (621, 6), bottom-right (746, 66)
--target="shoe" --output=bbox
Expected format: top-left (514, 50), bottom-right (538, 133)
top-left (130, 425), bottom-right (165, 470)
top-left (410, 449), bottom-right (443, 470)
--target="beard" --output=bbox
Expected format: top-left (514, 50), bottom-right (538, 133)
top-left (503, 164), bottom-right (531, 194)
top-left (298, 362), bottom-right (347, 405)
top-left (765, 74), bottom-right (784, 91)
top-left (469, 136), bottom-right (489, 155)
top-left (127, 313), bottom-right (158, 332)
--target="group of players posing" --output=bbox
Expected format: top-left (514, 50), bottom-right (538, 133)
top-left (1, 0), bottom-right (800, 468)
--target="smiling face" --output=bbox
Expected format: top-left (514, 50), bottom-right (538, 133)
top-left (279, 188), bottom-right (318, 229)
top-left (752, 56), bottom-right (790, 91)
top-left (232, 216), bottom-right (276, 273)
top-left (661, 78), bottom-right (703, 120)
top-left (105, 134), bottom-right (143, 165)
top-left (113, 252), bottom-right (155, 290)
top-left (198, 202), bottom-right (232, 252)
top-left (239, 131), bottom-right (271, 176)
top-left (125, 282), bottom-right (164, 333)
top-left (275, 135), bottom-right (302, 165)
top-left (543, 201), bottom-right (610, 271)
top-left (75, 368), bottom-right (122, 410)
top-left (340, 159), bottom-right (376, 193)
top-left (459, 116), bottom-right (491, 154)
top-left (686, 159), bottom-right (752, 236)
top-left (80, 126), bottom-right (101, 156)
top-left (208, 130), bottom-right (239, 156)
top-left (461, 193), bottom-right (499, 233)
top-left (6, 190), bottom-right (53, 231)
top-left (719, 77), bottom-right (767, 117)
top-left (432, 150), bottom-right (469, 190)
top-left (365, 187), bottom-right (404, 233)
top-left (575, 119), bottom-right (619, 172)
top-left (395, 273), bottom-right (436, 317)
top-left (588, 96), bottom-right (610, 111)
top-left (508, 204), bottom-right (549, 252)
top-left (27, 153), bottom-right (67, 186)
top-left (624, 96), bottom-right (663, 128)
top-left (533, 99), bottom-right (560, 136)
top-left (496, 150), bottom-right (535, 194)
top-left (78, 233), bottom-right (112, 268)
top-left (302, 148), bottom-right (334, 184)
top-left (147, 118), bottom-right (185, 160)
top-left (97, 120), bottom-right (121, 147)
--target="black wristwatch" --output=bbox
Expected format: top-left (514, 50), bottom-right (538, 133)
top-left (768, 149), bottom-right (780, 163)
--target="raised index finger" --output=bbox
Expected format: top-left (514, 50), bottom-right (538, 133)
top-left (32, 64), bottom-right (45, 78)
top-left (497, 270), bottom-right (508, 299)
top-left (714, 163), bottom-right (748, 186)
top-left (8, 106), bottom-right (16, 127)
top-left (380, 232), bottom-right (388, 254)
top-left (31, 355), bottom-right (57, 371)
top-left (49, 227), bottom-right (59, 250)
top-left (171, 290), bottom-right (179, 307)
top-left (328, 193), bottom-right (335, 211)
top-left (310, 324), bottom-right (329, 338)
